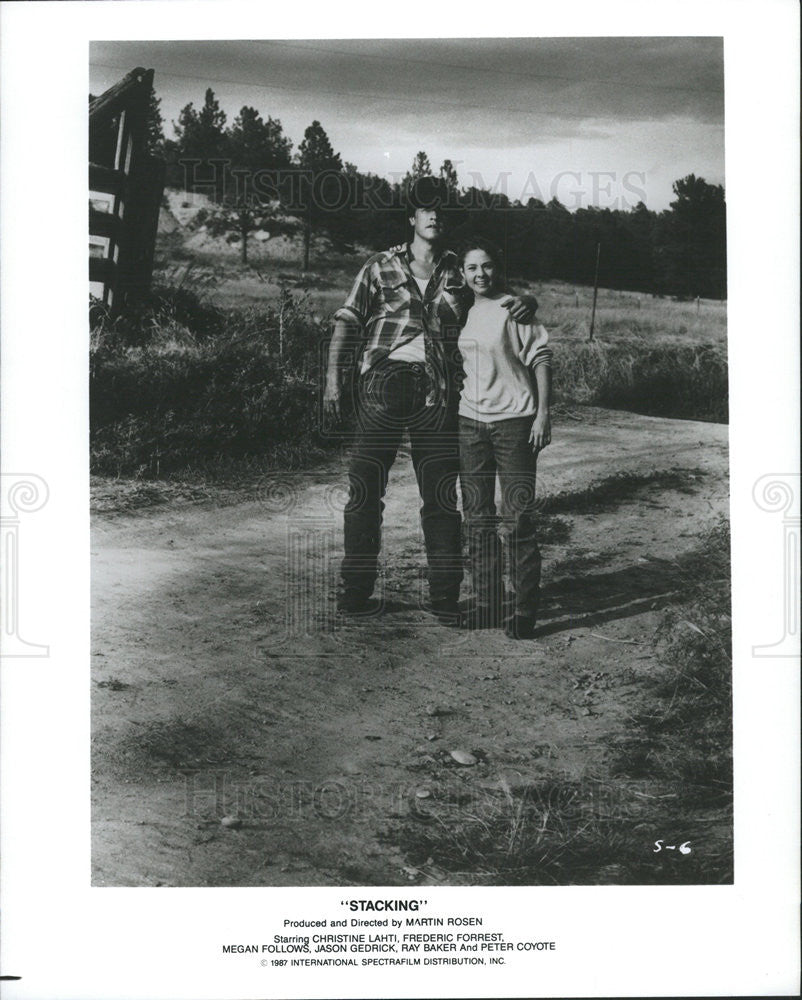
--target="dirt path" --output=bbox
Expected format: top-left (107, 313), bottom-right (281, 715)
top-left (91, 408), bottom-right (729, 886)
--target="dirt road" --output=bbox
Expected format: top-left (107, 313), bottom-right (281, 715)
top-left (91, 408), bottom-right (729, 886)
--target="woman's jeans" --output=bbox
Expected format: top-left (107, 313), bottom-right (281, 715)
top-left (342, 361), bottom-right (462, 605)
top-left (458, 414), bottom-right (542, 620)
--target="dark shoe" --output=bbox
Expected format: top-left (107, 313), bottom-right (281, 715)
top-left (423, 597), bottom-right (460, 627)
top-left (337, 593), bottom-right (380, 615)
top-left (504, 614), bottom-right (537, 639)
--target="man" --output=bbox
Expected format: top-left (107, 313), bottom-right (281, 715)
top-left (323, 176), bottom-right (537, 623)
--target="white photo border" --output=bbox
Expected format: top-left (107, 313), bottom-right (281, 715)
top-left (1, 1), bottom-right (799, 998)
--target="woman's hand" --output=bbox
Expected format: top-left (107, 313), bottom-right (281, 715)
top-left (530, 409), bottom-right (551, 452)
top-left (323, 377), bottom-right (343, 424)
top-left (500, 293), bottom-right (539, 323)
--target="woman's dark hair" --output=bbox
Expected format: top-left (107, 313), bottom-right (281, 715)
top-left (457, 236), bottom-right (506, 282)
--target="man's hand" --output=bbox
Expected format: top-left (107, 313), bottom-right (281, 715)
top-left (323, 378), bottom-right (343, 425)
top-left (500, 293), bottom-right (539, 323)
top-left (529, 410), bottom-right (551, 453)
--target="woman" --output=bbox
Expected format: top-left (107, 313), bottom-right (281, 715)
top-left (457, 238), bottom-right (552, 639)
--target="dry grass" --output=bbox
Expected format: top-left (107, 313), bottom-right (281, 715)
top-left (391, 774), bottom-right (730, 885)
top-left (153, 241), bottom-right (727, 347)
top-left (610, 518), bottom-right (732, 798)
top-left (528, 281), bottom-right (727, 347)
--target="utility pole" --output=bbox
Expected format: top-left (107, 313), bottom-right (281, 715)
top-left (588, 242), bottom-right (601, 342)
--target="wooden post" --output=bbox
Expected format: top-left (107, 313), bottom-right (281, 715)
top-left (240, 207), bottom-right (249, 265)
top-left (89, 67), bottom-right (165, 314)
top-left (588, 242), bottom-right (601, 342)
top-left (303, 172), bottom-right (312, 271)
top-left (279, 289), bottom-right (286, 362)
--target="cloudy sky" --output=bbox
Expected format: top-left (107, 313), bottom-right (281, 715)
top-left (90, 37), bottom-right (724, 211)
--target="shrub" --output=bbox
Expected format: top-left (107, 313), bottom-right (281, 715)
top-left (90, 281), bottom-right (329, 477)
top-left (553, 340), bottom-right (728, 422)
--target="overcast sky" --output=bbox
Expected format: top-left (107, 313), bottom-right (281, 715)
top-left (90, 38), bottom-right (724, 212)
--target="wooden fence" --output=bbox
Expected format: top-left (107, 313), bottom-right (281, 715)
top-left (89, 67), bottom-right (165, 314)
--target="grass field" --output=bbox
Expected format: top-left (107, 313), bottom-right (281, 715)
top-left (155, 233), bottom-right (727, 346)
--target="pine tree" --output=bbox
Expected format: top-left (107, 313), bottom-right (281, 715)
top-left (229, 106), bottom-right (292, 172)
top-left (298, 120), bottom-right (342, 174)
top-left (439, 158), bottom-right (459, 195)
top-left (172, 89), bottom-right (229, 194)
top-left (174, 88), bottom-right (227, 154)
top-left (657, 175), bottom-right (726, 298)
top-left (145, 88), bottom-right (165, 156)
top-left (409, 151), bottom-right (432, 179)
top-left (201, 107), bottom-right (293, 265)
top-left (297, 120), bottom-right (343, 268)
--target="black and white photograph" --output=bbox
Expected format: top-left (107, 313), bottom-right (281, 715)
top-left (1, 2), bottom-right (799, 999)
top-left (88, 35), bottom-right (733, 890)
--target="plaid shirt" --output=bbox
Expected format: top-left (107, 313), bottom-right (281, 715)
top-left (333, 245), bottom-right (470, 407)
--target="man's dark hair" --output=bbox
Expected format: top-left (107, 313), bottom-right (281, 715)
top-left (406, 176), bottom-right (450, 211)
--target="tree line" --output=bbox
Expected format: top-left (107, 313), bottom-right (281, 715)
top-left (105, 86), bottom-right (728, 299)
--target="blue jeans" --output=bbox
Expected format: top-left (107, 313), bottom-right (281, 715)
top-left (459, 414), bottom-right (542, 619)
top-left (342, 361), bottom-right (462, 604)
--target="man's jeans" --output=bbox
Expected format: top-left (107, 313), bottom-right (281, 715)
top-left (458, 414), bottom-right (542, 619)
top-left (342, 361), bottom-right (462, 604)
